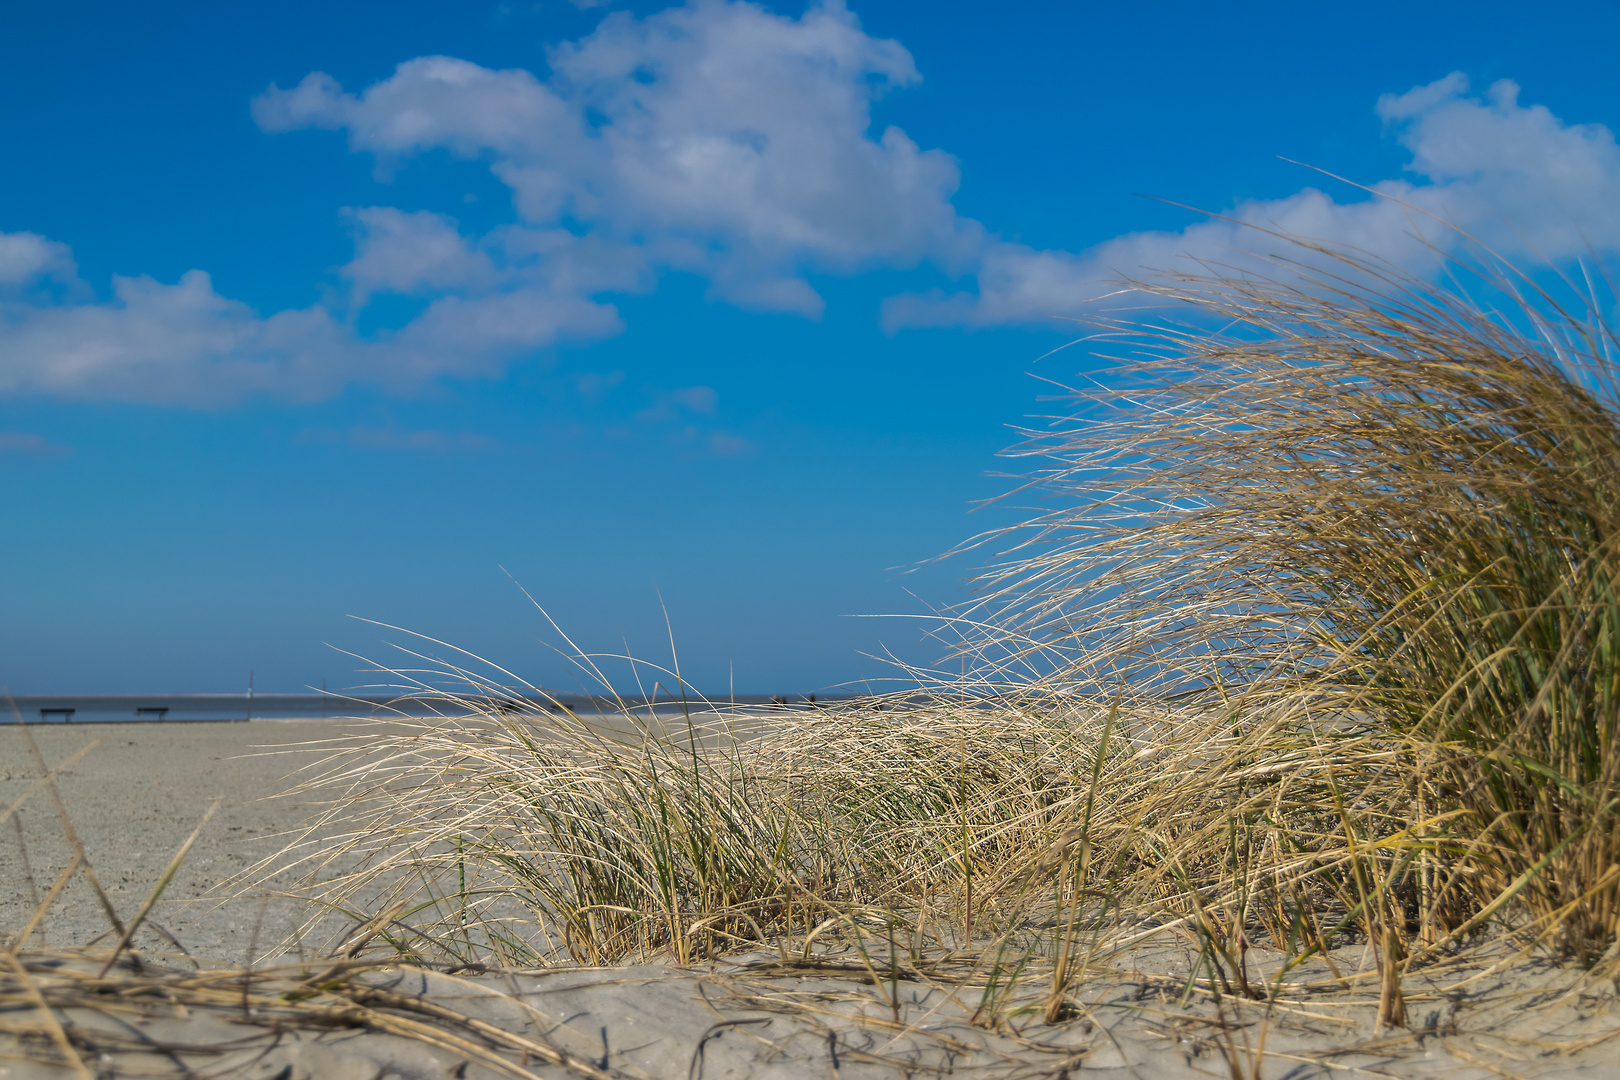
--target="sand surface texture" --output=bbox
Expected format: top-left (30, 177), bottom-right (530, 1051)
top-left (1, 720), bottom-right (366, 963)
top-left (3, 719), bottom-right (1619, 1079)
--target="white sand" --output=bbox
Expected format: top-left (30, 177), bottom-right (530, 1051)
top-left (3, 719), bottom-right (1618, 1079)
top-left (0, 719), bottom-right (358, 962)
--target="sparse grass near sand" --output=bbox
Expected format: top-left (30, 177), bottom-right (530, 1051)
top-left (6, 230), bottom-right (1620, 1077)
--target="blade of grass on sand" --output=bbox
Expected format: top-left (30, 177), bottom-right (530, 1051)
top-left (99, 797), bottom-right (221, 976)
top-left (7, 852), bottom-right (82, 954)
top-left (0, 950), bottom-right (94, 1080)
top-left (7, 697), bottom-right (127, 938)
top-left (0, 739), bottom-right (100, 831)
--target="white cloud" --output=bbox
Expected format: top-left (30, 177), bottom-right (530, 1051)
top-left (542, 2), bottom-right (972, 278)
top-left (4, 0), bottom-right (949, 404)
top-left (255, 0), bottom-right (975, 317)
top-left (1376, 75), bottom-right (1620, 256)
top-left (6, 3), bottom-right (1620, 408)
top-left (253, 59), bottom-right (578, 165)
top-left (0, 268), bottom-right (355, 403)
top-left (392, 286), bottom-right (623, 362)
top-left (341, 207), bottom-right (501, 303)
top-left (887, 73), bottom-right (1620, 329)
top-left (0, 244), bottom-right (622, 404)
top-left (0, 232), bottom-right (83, 294)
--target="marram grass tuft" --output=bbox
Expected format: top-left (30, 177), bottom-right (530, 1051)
top-left (971, 233), bottom-right (1620, 961)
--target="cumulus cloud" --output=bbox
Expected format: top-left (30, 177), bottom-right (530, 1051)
top-left (254, 0), bottom-right (974, 316)
top-left (255, 59), bottom-right (577, 167)
top-left (340, 207), bottom-right (501, 303)
top-left (3, 0), bottom-right (952, 405)
top-left (0, 237), bottom-right (623, 404)
top-left (6, 1), bottom-right (1620, 408)
top-left (0, 232), bottom-right (79, 288)
top-left (0, 267), bottom-right (354, 403)
top-left (887, 73), bottom-right (1620, 328)
top-left (1376, 74), bottom-right (1620, 254)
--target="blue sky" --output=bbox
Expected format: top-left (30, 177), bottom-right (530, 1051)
top-left (4, 0), bottom-right (1620, 696)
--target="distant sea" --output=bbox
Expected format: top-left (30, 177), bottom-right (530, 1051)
top-left (3, 692), bottom-right (843, 724)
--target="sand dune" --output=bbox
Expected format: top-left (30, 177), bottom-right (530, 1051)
top-left (2, 719), bottom-right (1616, 1079)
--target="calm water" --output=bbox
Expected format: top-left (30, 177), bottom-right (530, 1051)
top-left (3, 692), bottom-right (843, 724)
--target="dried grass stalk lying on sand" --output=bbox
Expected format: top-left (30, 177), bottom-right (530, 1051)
top-left (0, 949), bottom-right (620, 1080)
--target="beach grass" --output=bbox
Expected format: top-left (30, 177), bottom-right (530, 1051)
top-left (5, 230), bottom-right (1620, 1076)
top-left (259, 232), bottom-right (1620, 1031)
top-left (968, 230), bottom-right (1620, 966)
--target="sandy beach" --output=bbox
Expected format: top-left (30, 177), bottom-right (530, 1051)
top-left (0, 719), bottom-right (364, 963)
top-left (3, 718), bottom-right (1619, 1079)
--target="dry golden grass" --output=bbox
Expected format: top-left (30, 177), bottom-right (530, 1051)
top-left (261, 231), bottom-right (1620, 1036)
top-left (966, 230), bottom-right (1620, 966)
top-left (6, 228), bottom-right (1620, 1078)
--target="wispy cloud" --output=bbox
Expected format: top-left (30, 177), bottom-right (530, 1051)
top-left (347, 426), bottom-right (495, 452)
top-left (706, 430), bottom-right (753, 457)
top-left (296, 425), bottom-right (496, 452)
top-left (885, 74), bottom-right (1620, 329)
top-left (635, 384), bottom-right (718, 423)
top-left (0, 431), bottom-right (72, 457)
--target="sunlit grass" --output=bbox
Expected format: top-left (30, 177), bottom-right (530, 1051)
top-left (971, 231), bottom-right (1620, 965)
top-left (265, 232), bottom-right (1620, 1031)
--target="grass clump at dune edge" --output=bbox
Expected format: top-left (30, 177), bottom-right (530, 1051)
top-left (269, 233), bottom-right (1620, 1024)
